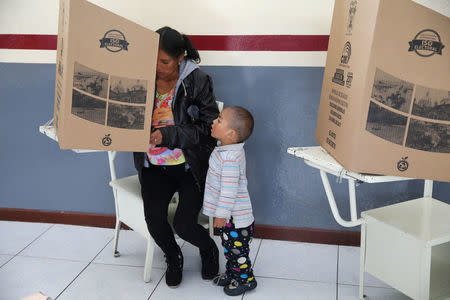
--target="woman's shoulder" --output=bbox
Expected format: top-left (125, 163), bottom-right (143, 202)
top-left (183, 68), bottom-right (214, 100)
top-left (185, 67), bottom-right (211, 84)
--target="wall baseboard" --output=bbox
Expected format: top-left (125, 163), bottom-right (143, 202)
top-left (254, 224), bottom-right (360, 246)
top-left (0, 207), bottom-right (360, 246)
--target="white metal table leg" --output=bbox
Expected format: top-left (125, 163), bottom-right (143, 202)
top-left (423, 180), bottom-right (433, 198)
top-left (113, 218), bottom-right (121, 257)
top-left (319, 170), bottom-right (362, 227)
top-left (359, 221), bottom-right (367, 299)
top-left (108, 151), bottom-right (121, 257)
top-left (107, 151), bottom-right (117, 181)
top-left (348, 178), bottom-right (358, 222)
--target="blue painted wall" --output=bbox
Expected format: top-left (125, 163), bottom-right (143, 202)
top-left (1, 63), bottom-right (449, 231)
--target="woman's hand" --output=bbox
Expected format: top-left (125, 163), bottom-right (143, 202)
top-left (150, 130), bottom-right (162, 145)
top-left (213, 217), bottom-right (227, 228)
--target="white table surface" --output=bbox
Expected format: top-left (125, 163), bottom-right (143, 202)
top-left (287, 146), bottom-right (413, 183)
top-left (39, 122), bottom-right (101, 153)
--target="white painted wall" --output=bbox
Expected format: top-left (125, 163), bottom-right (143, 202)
top-left (0, 0), bottom-right (336, 35)
top-left (0, 0), bottom-right (448, 65)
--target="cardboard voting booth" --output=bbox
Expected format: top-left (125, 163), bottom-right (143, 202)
top-left (54, 0), bottom-right (159, 151)
top-left (315, 0), bottom-right (450, 181)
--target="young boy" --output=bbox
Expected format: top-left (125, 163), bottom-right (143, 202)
top-left (202, 106), bottom-right (257, 296)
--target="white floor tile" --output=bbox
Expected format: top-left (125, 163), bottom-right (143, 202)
top-left (338, 246), bottom-right (390, 288)
top-left (5, 220), bottom-right (419, 300)
top-left (243, 277), bottom-right (336, 300)
top-left (0, 221), bottom-right (53, 255)
top-left (0, 254), bottom-right (13, 267)
top-left (94, 229), bottom-right (185, 269)
top-left (150, 270), bottom-right (236, 300)
top-left (181, 236), bottom-right (261, 274)
top-left (19, 224), bottom-right (113, 262)
top-left (254, 240), bottom-right (338, 283)
top-left (58, 263), bottom-right (165, 300)
top-left (0, 256), bottom-right (87, 300)
top-left (338, 284), bottom-right (411, 300)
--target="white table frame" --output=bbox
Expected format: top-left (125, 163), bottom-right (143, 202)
top-left (287, 146), bottom-right (450, 299)
top-left (287, 146), bottom-right (433, 228)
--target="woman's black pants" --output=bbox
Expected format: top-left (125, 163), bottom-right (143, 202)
top-left (139, 163), bottom-right (214, 257)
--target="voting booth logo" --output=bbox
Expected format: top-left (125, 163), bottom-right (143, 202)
top-left (102, 134), bottom-right (112, 146)
top-left (408, 29), bottom-right (445, 57)
top-left (100, 30), bottom-right (129, 53)
top-left (397, 157), bottom-right (409, 172)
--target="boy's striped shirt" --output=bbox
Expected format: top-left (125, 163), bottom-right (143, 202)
top-left (202, 142), bottom-right (254, 228)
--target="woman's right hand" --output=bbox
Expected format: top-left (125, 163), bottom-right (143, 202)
top-left (150, 129), bottom-right (162, 145)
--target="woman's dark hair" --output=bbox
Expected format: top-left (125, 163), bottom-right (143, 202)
top-left (156, 26), bottom-right (200, 64)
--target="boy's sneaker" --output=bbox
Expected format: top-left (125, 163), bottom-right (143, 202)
top-left (212, 273), bottom-right (232, 286)
top-left (224, 279), bottom-right (257, 296)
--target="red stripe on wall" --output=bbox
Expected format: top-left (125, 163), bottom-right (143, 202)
top-left (189, 35), bottom-right (329, 51)
top-left (0, 34), bottom-right (58, 50)
top-left (0, 34), bottom-right (329, 51)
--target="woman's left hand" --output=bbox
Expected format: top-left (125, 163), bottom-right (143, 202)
top-left (150, 130), bottom-right (162, 145)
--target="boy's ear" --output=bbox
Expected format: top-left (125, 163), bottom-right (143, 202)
top-left (227, 129), bottom-right (239, 142)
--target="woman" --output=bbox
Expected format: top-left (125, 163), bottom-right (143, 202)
top-left (133, 26), bottom-right (220, 288)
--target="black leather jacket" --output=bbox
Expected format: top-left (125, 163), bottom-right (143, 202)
top-left (133, 65), bottom-right (219, 191)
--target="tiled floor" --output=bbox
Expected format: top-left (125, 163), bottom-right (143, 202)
top-left (0, 221), bottom-right (411, 300)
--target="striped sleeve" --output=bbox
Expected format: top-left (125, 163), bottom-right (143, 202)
top-left (214, 155), bottom-right (239, 218)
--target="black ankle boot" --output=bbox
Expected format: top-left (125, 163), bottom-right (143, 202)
top-left (164, 252), bottom-right (183, 288)
top-left (200, 242), bottom-right (219, 280)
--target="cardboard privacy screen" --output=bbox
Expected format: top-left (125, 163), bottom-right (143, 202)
top-left (315, 0), bottom-right (450, 181)
top-left (54, 0), bottom-right (159, 151)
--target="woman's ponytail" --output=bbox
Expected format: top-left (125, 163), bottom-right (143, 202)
top-left (182, 35), bottom-right (200, 64)
top-left (156, 26), bottom-right (201, 64)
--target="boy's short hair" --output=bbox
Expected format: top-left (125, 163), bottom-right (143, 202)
top-left (228, 106), bottom-right (254, 142)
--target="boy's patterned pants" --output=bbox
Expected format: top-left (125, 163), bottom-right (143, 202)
top-left (219, 219), bottom-right (255, 284)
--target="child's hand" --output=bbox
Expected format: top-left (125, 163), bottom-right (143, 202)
top-left (213, 217), bottom-right (227, 228)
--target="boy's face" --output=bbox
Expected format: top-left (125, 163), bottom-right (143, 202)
top-left (211, 108), bottom-right (234, 145)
